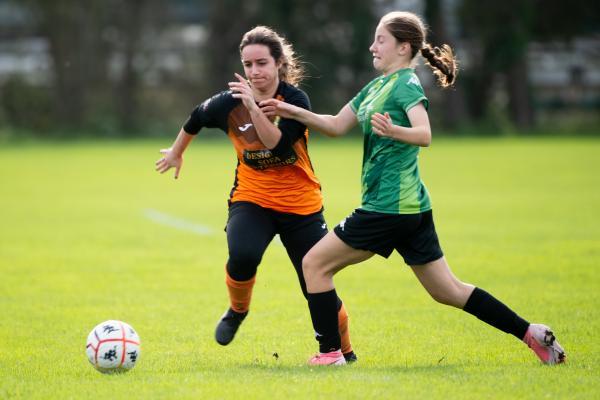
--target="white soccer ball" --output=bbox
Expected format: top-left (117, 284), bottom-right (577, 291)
top-left (85, 320), bottom-right (141, 373)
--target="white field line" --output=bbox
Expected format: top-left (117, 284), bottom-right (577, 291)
top-left (142, 208), bottom-right (283, 245)
top-left (143, 209), bottom-right (213, 235)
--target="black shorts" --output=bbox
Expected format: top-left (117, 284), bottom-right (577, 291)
top-left (225, 201), bottom-right (327, 293)
top-left (333, 208), bottom-right (443, 265)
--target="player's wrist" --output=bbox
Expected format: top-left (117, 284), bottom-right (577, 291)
top-left (248, 106), bottom-right (263, 118)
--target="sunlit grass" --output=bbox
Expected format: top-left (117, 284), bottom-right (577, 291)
top-left (1, 136), bottom-right (599, 399)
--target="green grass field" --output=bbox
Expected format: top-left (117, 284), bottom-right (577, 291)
top-left (1, 136), bottom-right (599, 399)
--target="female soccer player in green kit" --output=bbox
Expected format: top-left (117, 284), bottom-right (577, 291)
top-left (260, 11), bottom-right (566, 366)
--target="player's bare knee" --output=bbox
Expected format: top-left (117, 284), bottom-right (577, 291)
top-left (428, 290), bottom-right (452, 306)
top-left (428, 286), bottom-right (465, 307)
top-left (431, 278), bottom-right (474, 306)
top-left (303, 254), bottom-right (331, 283)
top-left (302, 253), bottom-right (318, 283)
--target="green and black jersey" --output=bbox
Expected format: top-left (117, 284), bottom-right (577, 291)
top-left (349, 68), bottom-right (431, 215)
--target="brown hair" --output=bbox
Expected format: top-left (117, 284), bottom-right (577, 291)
top-left (380, 11), bottom-right (457, 88)
top-left (239, 26), bottom-right (305, 86)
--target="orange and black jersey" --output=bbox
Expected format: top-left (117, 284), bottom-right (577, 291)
top-left (183, 81), bottom-right (322, 215)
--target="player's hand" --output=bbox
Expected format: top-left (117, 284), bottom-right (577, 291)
top-left (229, 73), bottom-right (259, 112)
top-left (371, 112), bottom-right (394, 138)
top-left (155, 148), bottom-right (183, 179)
top-left (259, 98), bottom-right (298, 119)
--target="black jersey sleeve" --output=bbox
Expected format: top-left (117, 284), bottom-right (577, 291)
top-left (270, 85), bottom-right (311, 157)
top-left (182, 90), bottom-right (234, 134)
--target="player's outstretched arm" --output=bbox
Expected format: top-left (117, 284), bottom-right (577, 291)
top-left (260, 100), bottom-right (357, 137)
top-left (155, 128), bottom-right (194, 179)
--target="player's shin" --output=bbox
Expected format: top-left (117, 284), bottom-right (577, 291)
top-left (307, 289), bottom-right (341, 353)
top-left (225, 269), bottom-right (256, 313)
top-left (462, 287), bottom-right (529, 339)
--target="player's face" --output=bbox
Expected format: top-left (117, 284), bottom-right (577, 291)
top-left (369, 24), bottom-right (406, 75)
top-left (241, 44), bottom-right (280, 92)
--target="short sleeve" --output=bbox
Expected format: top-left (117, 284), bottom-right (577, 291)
top-left (183, 91), bottom-right (232, 134)
top-left (270, 86), bottom-right (311, 156)
top-left (395, 74), bottom-right (429, 113)
top-left (276, 88), bottom-right (311, 140)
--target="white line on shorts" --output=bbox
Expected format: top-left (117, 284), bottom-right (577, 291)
top-left (143, 208), bottom-right (213, 235)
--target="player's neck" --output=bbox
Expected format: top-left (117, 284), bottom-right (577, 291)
top-left (382, 61), bottom-right (412, 77)
top-left (253, 80), bottom-right (279, 101)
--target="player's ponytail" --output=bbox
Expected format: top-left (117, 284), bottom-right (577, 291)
top-left (420, 43), bottom-right (457, 88)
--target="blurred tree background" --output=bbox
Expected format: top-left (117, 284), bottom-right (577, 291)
top-left (0, 0), bottom-right (598, 138)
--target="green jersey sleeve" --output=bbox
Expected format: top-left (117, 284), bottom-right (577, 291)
top-left (395, 73), bottom-right (429, 113)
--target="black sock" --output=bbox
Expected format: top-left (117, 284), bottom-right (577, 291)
top-left (463, 287), bottom-right (530, 340)
top-left (307, 289), bottom-right (341, 353)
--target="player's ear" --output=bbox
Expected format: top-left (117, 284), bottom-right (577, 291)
top-left (397, 42), bottom-right (410, 56)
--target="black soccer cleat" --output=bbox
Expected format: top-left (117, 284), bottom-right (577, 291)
top-left (215, 308), bottom-right (247, 346)
top-left (343, 350), bottom-right (358, 363)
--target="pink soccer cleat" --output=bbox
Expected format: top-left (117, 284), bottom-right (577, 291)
top-left (308, 350), bottom-right (347, 366)
top-left (523, 324), bottom-right (566, 365)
